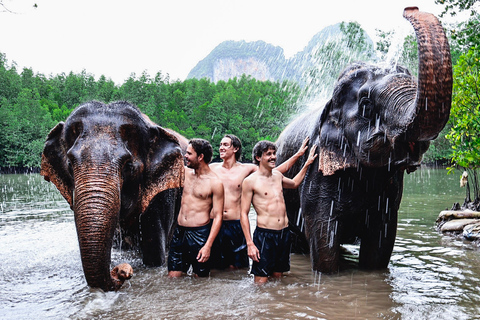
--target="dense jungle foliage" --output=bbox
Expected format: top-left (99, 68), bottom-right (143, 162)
top-left (0, 56), bottom-right (301, 169)
top-left (434, 0), bottom-right (480, 206)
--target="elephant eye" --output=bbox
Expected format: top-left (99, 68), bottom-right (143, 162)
top-left (122, 159), bottom-right (135, 178)
top-left (359, 97), bottom-right (374, 118)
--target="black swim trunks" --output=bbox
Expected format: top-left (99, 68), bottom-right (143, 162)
top-left (215, 220), bottom-right (248, 269)
top-left (251, 226), bottom-right (291, 277)
top-left (167, 222), bottom-right (212, 277)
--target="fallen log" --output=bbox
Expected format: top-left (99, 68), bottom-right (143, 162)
top-left (436, 210), bottom-right (480, 223)
top-left (440, 219), bottom-right (479, 232)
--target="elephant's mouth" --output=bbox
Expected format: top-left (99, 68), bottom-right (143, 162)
top-left (392, 140), bottom-right (429, 170)
top-left (362, 132), bottom-right (427, 169)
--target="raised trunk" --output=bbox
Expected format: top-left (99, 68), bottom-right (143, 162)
top-left (73, 164), bottom-right (121, 291)
top-left (403, 7), bottom-right (453, 141)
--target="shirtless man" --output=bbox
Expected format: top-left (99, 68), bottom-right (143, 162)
top-left (209, 134), bottom-right (309, 269)
top-left (168, 138), bottom-right (224, 277)
top-left (240, 140), bottom-right (317, 283)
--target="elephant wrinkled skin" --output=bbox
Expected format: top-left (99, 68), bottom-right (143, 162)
top-left (41, 101), bottom-right (187, 291)
top-left (276, 8), bottom-right (452, 273)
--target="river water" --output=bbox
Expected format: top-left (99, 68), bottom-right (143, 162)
top-left (1, 167), bottom-right (479, 319)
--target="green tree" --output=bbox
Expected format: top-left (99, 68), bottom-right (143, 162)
top-left (96, 75), bottom-right (118, 103)
top-left (0, 88), bottom-right (55, 167)
top-left (435, 0), bottom-right (479, 17)
top-left (0, 53), bottom-right (22, 102)
top-left (448, 13), bottom-right (480, 65)
top-left (445, 46), bottom-right (480, 205)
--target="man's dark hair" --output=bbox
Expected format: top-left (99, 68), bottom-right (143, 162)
top-left (189, 138), bottom-right (213, 164)
top-left (252, 140), bottom-right (277, 165)
top-left (224, 134), bottom-right (242, 161)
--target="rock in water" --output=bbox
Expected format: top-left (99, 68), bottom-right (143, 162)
top-left (463, 223), bottom-right (480, 240)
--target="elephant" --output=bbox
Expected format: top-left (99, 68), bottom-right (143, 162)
top-left (41, 100), bottom-right (188, 291)
top-left (275, 7), bottom-right (452, 273)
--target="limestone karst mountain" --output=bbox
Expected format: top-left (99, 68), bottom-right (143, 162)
top-left (187, 23), bottom-right (376, 87)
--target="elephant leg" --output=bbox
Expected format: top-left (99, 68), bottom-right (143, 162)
top-left (358, 209), bottom-right (398, 270)
top-left (307, 217), bottom-right (341, 273)
top-left (140, 188), bottom-right (180, 266)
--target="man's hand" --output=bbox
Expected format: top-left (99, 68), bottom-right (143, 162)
top-left (197, 245), bottom-right (211, 263)
top-left (296, 137), bottom-right (310, 157)
top-left (247, 243), bottom-right (260, 262)
top-left (305, 144), bottom-right (317, 166)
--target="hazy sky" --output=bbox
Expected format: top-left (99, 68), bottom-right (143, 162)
top-left (0, 0), bottom-right (459, 84)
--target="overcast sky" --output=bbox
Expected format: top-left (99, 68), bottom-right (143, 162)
top-left (0, 0), bottom-right (460, 84)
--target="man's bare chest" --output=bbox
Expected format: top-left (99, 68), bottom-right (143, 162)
top-left (184, 177), bottom-right (211, 200)
top-left (254, 177), bottom-right (282, 199)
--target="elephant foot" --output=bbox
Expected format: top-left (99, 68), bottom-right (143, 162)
top-left (110, 263), bottom-right (134, 290)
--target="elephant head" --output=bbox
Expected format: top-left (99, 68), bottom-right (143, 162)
top-left (276, 8), bottom-right (452, 273)
top-left (41, 101), bottom-right (186, 291)
top-left (317, 7), bottom-right (451, 175)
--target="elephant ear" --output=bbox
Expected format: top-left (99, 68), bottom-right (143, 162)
top-left (40, 122), bottom-right (75, 207)
top-left (318, 100), bottom-right (356, 176)
top-left (140, 125), bottom-right (185, 212)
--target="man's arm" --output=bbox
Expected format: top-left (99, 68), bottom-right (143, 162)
top-left (240, 177), bottom-right (260, 262)
top-left (282, 145), bottom-right (317, 189)
top-left (197, 179), bottom-right (224, 263)
top-left (275, 137), bottom-right (310, 174)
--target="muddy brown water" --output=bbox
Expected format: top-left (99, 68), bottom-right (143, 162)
top-left (1, 168), bottom-right (479, 319)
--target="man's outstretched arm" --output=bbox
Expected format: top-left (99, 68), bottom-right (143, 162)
top-left (275, 137), bottom-right (310, 174)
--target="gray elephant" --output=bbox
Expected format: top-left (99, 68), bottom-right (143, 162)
top-left (41, 101), bottom-right (187, 291)
top-left (276, 7), bottom-right (452, 273)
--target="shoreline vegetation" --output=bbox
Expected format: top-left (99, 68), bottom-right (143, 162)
top-left (0, 167), bottom-right (40, 174)
top-left (0, 162), bottom-right (452, 175)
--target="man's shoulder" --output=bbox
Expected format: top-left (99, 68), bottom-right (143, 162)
top-left (238, 162), bottom-right (258, 173)
top-left (209, 172), bottom-right (224, 193)
top-left (212, 161), bottom-right (257, 176)
top-left (244, 170), bottom-right (260, 183)
top-left (206, 168), bottom-right (223, 182)
top-left (272, 169), bottom-right (283, 176)
top-left (209, 162), bottom-right (222, 169)
top-left (184, 167), bottom-right (195, 177)
top-left (239, 162), bottom-right (256, 167)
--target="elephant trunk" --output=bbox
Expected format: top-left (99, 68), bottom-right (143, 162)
top-left (403, 7), bottom-right (452, 141)
top-left (73, 164), bottom-right (121, 291)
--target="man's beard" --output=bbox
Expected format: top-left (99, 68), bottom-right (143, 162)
top-left (186, 159), bottom-right (199, 169)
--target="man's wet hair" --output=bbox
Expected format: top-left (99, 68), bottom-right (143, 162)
top-left (224, 134), bottom-right (242, 161)
top-left (189, 138), bottom-right (213, 164)
top-left (252, 140), bottom-right (277, 165)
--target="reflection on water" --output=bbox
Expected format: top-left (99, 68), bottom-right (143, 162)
top-left (1, 168), bottom-right (480, 319)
